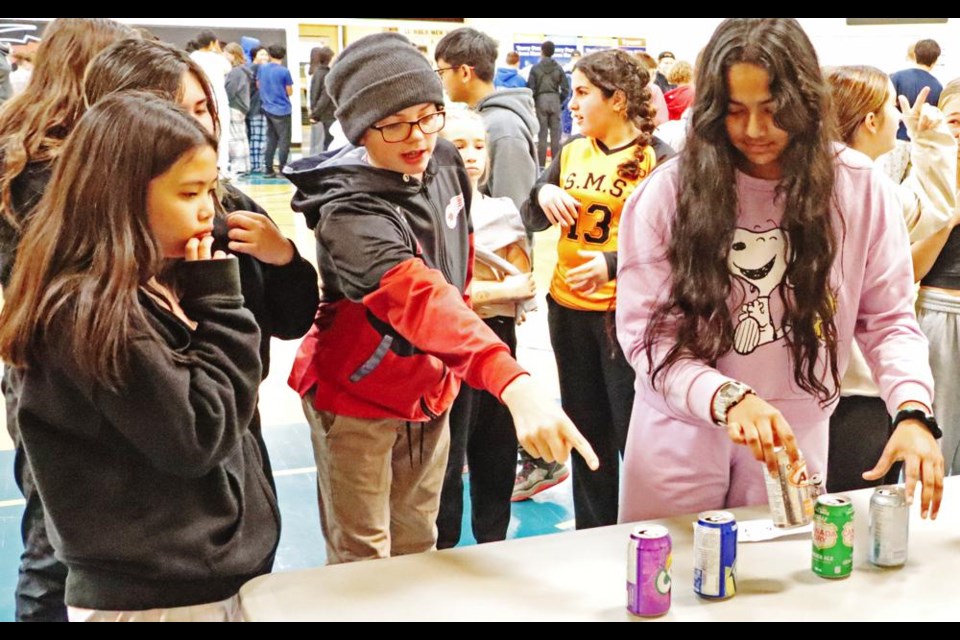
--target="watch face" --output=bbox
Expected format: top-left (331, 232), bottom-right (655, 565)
top-left (722, 383), bottom-right (745, 402)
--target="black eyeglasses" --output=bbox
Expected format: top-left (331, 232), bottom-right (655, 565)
top-left (436, 65), bottom-right (475, 77)
top-left (370, 110), bottom-right (446, 143)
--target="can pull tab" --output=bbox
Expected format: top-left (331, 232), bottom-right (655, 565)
top-left (806, 474), bottom-right (825, 501)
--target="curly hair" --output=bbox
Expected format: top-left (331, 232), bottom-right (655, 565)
top-left (574, 49), bottom-right (656, 180)
top-left (644, 18), bottom-right (842, 405)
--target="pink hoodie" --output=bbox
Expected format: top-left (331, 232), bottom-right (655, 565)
top-left (616, 147), bottom-right (934, 520)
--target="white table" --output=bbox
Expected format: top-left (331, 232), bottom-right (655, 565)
top-left (239, 479), bottom-right (960, 621)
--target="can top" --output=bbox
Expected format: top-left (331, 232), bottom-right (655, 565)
top-left (874, 486), bottom-right (906, 501)
top-left (698, 511), bottom-right (736, 525)
top-left (631, 524), bottom-right (670, 540)
top-left (817, 495), bottom-right (852, 507)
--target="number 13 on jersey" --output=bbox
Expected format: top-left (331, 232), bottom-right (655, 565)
top-left (566, 202), bottom-right (614, 247)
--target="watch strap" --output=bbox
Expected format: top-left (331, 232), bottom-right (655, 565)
top-left (892, 409), bottom-right (943, 440)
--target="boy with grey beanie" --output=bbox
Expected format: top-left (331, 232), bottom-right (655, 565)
top-left (284, 32), bottom-right (597, 564)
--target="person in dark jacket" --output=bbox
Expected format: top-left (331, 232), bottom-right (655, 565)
top-left (0, 36), bottom-right (319, 620)
top-left (527, 41), bottom-right (570, 167)
top-left (285, 32), bottom-right (598, 565)
top-left (0, 92), bottom-right (279, 620)
top-left (891, 39), bottom-right (944, 141)
top-left (654, 50), bottom-right (677, 94)
top-left (308, 46), bottom-right (336, 155)
top-left (0, 18), bottom-right (137, 623)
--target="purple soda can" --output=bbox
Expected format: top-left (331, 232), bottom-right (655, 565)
top-left (627, 525), bottom-right (672, 617)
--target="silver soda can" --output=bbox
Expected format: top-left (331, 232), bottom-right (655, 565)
top-left (763, 447), bottom-right (819, 528)
top-left (869, 485), bottom-right (909, 567)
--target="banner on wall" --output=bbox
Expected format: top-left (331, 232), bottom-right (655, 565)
top-left (618, 37), bottom-right (648, 56)
top-left (344, 23), bottom-right (455, 55)
top-left (513, 34), bottom-right (647, 67)
top-left (582, 36), bottom-right (617, 56)
top-left (514, 34), bottom-right (580, 71)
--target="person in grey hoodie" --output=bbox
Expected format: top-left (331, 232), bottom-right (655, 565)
top-left (435, 28), bottom-right (539, 211)
top-left (435, 28), bottom-right (568, 511)
top-left (527, 41), bottom-right (570, 167)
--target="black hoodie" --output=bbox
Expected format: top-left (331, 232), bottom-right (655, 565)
top-left (17, 259), bottom-right (280, 610)
top-left (527, 57), bottom-right (571, 102)
top-left (286, 139), bottom-right (526, 421)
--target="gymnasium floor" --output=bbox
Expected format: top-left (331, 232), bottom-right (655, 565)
top-left (0, 172), bottom-right (575, 621)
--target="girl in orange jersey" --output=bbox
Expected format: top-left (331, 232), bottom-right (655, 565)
top-left (521, 49), bottom-right (673, 529)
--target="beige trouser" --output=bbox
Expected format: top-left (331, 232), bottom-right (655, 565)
top-left (68, 595), bottom-right (241, 622)
top-left (302, 395), bottom-right (451, 565)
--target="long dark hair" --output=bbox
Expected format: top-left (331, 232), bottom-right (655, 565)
top-left (644, 18), bottom-right (841, 404)
top-left (0, 18), bottom-right (135, 230)
top-left (574, 49), bottom-right (656, 180)
top-left (0, 92), bottom-right (218, 390)
top-left (83, 39), bottom-right (220, 139)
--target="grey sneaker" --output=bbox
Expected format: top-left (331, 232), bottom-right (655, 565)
top-left (511, 459), bottom-right (570, 502)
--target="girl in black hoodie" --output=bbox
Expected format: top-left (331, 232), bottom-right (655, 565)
top-left (0, 92), bottom-right (279, 620)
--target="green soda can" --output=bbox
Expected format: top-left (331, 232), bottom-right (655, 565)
top-left (812, 495), bottom-right (855, 579)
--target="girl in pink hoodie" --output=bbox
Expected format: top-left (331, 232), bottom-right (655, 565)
top-left (616, 18), bottom-right (944, 523)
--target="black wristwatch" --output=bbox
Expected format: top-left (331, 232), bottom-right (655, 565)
top-left (892, 409), bottom-right (943, 440)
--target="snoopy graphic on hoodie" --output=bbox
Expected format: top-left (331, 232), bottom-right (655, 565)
top-left (727, 221), bottom-right (791, 355)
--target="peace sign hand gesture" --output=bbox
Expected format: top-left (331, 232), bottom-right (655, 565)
top-left (899, 86), bottom-right (943, 137)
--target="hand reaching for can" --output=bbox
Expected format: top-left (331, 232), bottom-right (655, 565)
top-left (862, 419), bottom-right (944, 520)
top-left (726, 394), bottom-right (801, 476)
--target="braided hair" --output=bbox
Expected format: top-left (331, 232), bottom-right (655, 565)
top-left (574, 49), bottom-right (656, 180)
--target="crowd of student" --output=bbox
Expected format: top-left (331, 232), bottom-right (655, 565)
top-left (0, 17), bottom-right (952, 622)
top-left (180, 30), bottom-right (296, 179)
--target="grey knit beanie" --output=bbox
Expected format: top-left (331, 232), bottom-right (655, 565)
top-left (325, 33), bottom-right (444, 145)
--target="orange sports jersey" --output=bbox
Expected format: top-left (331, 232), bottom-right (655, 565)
top-left (550, 137), bottom-right (658, 311)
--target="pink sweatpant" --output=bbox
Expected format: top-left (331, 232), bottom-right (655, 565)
top-left (619, 402), bottom-right (829, 523)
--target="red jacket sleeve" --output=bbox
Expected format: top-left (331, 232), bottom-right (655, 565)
top-left (363, 258), bottom-right (527, 400)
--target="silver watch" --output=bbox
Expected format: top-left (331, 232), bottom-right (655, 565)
top-left (712, 381), bottom-right (754, 427)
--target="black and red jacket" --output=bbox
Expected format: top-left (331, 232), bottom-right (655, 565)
top-left (285, 139), bottom-right (527, 422)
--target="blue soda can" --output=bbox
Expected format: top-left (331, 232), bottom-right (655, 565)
top-left (627, 525), bottom-right (672, 617)
top-left (694, 511), bottom-right (737, 600)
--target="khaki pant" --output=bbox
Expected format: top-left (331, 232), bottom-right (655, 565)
top-left (68, 595), bottom-right (240, 622)
top-left (302, 395), bottom-right (451, 565)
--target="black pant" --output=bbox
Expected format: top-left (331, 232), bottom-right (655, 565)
top-left (4, 367), bottom-right (68, 622)
top-left (828, 395), bottom-right (900, 493)
top-left (547, 297), bottom-right (634, 530)
top-left (264, 112), bottom-right (292, 172)
top-left (437, 317), bottom-right (519, 549)
top-left (535, 94), bottom-right (563, 167)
